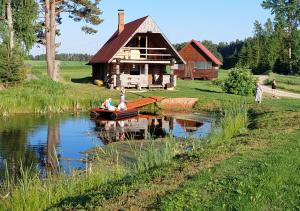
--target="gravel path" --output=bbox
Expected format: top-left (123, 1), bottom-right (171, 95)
top-left (257, 75), bottom-right (300, 99)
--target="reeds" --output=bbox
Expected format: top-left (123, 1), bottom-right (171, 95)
top-left (133, 137), bottom-right (181, 172)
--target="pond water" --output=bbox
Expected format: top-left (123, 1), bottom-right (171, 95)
top-left (0, 112), bottom-right (212, 180)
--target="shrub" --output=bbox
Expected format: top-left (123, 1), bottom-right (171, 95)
top-left (223, 68), bottom-right (256, 96)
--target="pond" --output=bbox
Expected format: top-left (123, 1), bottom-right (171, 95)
top-left (0, 112), bottom-right (213, 180)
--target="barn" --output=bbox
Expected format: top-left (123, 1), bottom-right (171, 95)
top-left (88, 10), bottom-right (185, 89)
top-left (173, 40), bottom-right (222, 80)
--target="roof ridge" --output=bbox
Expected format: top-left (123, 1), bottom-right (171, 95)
top-left (191, 39), bottom-right (222, 65)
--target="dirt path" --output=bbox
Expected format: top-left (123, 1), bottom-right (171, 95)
top-left (257, 75), bottom-right (300, 99)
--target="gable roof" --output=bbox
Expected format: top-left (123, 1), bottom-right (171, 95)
top-left (89, 16), bottom-right (148, 64)
top-left (89, 16), bottom-right (185, 64)
top-left (190, 39), bottom-right (222, 66)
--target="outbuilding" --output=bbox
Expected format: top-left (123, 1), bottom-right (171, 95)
top-left (173, 40), bottom-right (222, 80)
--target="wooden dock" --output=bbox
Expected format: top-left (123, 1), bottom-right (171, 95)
top-left (91, 97), bottom-right (164, 120)
top-left (126, 96), bottom-right (164, 110)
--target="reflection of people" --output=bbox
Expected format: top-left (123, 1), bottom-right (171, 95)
top-left (255, 82), bottom-right (263, 103)
top-left (271, 79), bottom-right (277, 97)
top-left (118, 121), bottom-right (125, 141)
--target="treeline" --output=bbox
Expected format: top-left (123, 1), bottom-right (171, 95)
top-left (29, 53), bottom-right (92, 62)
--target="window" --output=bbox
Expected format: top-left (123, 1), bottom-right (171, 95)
top-left (130, 64), bottom-right (144, 75)
top-left (195, 61), bottom-right (212, 70)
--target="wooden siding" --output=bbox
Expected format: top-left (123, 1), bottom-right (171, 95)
top-left (174, 67), bottom-right (218, 80)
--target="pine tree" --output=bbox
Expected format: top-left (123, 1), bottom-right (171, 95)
top-left (37, 0), bottom-right (103, 81)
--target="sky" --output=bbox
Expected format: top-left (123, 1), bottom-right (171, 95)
top-left (30, 0), bottom-right (272, 56)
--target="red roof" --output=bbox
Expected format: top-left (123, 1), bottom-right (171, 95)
top-left (190, 39), bottom-right (222, 65)
top-left (89, 16), bottom-right (148, 64)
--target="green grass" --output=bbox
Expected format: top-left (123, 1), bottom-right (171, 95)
top-left (1, 61), bottom-right (300, 210)
top-left (265, 73), bottom-right (300, 93)
top-left (0, 62), bottom-right (242, 115)
top-left (158, 131), bottom-right (300, 210)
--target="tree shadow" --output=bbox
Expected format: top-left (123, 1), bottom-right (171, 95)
top-left (71, 77), bottom-right (93, 84)
top-left (195, 88), bottom-right (223, 94)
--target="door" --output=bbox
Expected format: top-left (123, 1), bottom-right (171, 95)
top-left (185, 61), bottom-right (194, 79)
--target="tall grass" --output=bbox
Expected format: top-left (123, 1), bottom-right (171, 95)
top-left (219, 103), bottom-right (248, 141)
top-left (0, 80), bottom-right (101, 116)
top-left (0, 161), bottom-right (126, 211)
top-left (193, 102), bottom-right (248, 147)
top-left (133, 137), bottom-right (181, 172)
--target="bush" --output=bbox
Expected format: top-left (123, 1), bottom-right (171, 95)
top-left (223, 68), bottom-right (256, 96)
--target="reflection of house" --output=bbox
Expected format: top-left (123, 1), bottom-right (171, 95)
top-left (94, 115), bottom-right (204, 144)
top-left (94, 116), bottom-right (173, 144)
top-left (176, 119), bottom-right (203, 132)
top-left (89, 10), bottom-right (185, 89)
top-left (173, 40), bottom-right (222, 80)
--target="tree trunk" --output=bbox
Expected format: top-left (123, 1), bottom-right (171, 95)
top-left (6, 0), bottom-right (14, 50)
top-left (45, 0), bottom-right (59, 81)
top-left (50, 0), bottom-right (58, 81)
top-left (45, 0), bottom-right (53, 79)
top-left (288, 15), bottom-right (293, 74)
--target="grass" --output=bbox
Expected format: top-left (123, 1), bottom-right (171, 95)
top-left (0, 61), bottom-right (300, 209)
top-left (158, 132), bottom-right (300, 210)
top-left (0, 63), bottom-right (238, 115)
top-left (265, 73), bottom-right (300, 93)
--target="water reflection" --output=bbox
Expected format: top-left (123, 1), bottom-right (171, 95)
top-left (93, 114), bottom-right (206, 144)
top-left (0, 112), bottom-right (211, 180)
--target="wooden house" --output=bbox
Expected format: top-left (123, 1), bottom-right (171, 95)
top-left (89, 10), bottom-right (185, 89)
top-left (173, 40), bottom-right (222, 80)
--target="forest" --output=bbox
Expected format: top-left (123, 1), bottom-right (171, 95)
top-left (173, 1), bottom-right (300, 75)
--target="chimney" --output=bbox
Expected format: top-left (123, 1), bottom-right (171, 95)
top-left (118, 9), bottom-right (125, 34)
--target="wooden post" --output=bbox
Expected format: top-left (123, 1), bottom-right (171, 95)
top-left (145, 64), bottom-right (148, 75)
top-left (146, 36), bottom-right (148, 59)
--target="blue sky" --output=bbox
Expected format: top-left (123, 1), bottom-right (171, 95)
top-left (31, 0), bottom-right (271, 55)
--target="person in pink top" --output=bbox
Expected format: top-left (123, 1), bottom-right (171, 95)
top-left (118, 87), bottom-right (127, 111)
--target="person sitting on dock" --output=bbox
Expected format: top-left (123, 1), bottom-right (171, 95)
top-left (101, 98), bottom-right (116, 111)
top-left (107, 98), bottom-right (116, 111)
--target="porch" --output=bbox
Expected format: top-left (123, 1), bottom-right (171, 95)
top-left (112, 73), bottom-right (176, 89)
top-left (110, 62), bottom-right (176, 89)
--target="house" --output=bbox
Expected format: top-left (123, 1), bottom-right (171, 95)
top-left (173, 40), bottom-right (222, 80)
top-left (89, 10), bottom-right (185, 89)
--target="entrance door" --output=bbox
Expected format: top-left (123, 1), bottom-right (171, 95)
top-left (185, 61), bottom-right (194, 79)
